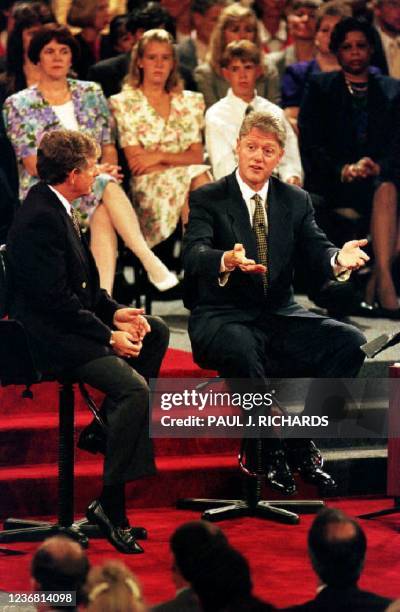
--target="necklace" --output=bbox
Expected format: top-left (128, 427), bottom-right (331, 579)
top-left (345, 77), bottom-right (368, 98)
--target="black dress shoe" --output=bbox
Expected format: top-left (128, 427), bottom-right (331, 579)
top-left (287, 442), bottom-right (336, 491)
top-left (77, 420), bottom-right (107, 455)
top-left (120, 517), bottom-right (148, 540)
top-left (265, 449), bottom-right (297, 496)
top-left (86, 500), bottom-right (144, 554)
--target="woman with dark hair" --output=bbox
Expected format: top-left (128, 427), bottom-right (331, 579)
top-left (109, 28), bottom-right (211, 248)
top-left (3, 23), bottom-right (179, 294)
top-left (0, 1), bottom-right (55, 98)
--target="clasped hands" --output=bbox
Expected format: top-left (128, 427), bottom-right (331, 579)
top-left (96, 162), bottom-right (124, 182)
top-left (342, 157), bottom-right (380, 182)
top-left (110, 308), bottom-right (151, 358)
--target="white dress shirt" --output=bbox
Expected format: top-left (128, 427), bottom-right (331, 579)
top-left (48, 184), bottom-right (72, 216)
top-left (258, 19), bottom-right (288, 52)
top-left (205, 88), bottom-right (303, 183)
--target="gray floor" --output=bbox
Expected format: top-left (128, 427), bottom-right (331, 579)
top-left (152, 295), bottom-right (400, 376)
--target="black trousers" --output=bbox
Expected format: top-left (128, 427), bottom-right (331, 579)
top-left (201, 313), bottom-right (366, 430)
top-left (72, 316), bottom-right (169, 485)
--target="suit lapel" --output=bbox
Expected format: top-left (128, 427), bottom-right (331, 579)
top-left (266, 178), bottom-right (291, 285)
top-left (41, 184), bottom-right (92, 278)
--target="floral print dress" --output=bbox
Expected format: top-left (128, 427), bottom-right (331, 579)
top-left (3, 79), bottom-right (117, 224)
top-left (109, 86), bottom-right (209, 247)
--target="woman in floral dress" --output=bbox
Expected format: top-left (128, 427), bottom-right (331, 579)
top-left (109, 28), bottom-right (211, 248)
top-left (3, 23), bottom-right (178, 294)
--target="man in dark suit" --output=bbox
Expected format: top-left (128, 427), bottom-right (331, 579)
top-left (299, 17), bottom-right (400, 315)
top-left (183, 110), bottom-right (368, 495)
top-left (6, 130), bottom-right (169, 554)
top-left (283, 507), bottom-right (393, 611)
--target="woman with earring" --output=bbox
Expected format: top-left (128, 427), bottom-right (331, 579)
top-left (3, 23), bottom-right (178, 295)
top-left (109, 28), bottom-right (211, 249)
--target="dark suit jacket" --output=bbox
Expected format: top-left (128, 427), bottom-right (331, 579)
top-left (152, 587), bottom-right (201, 612)
top-left (182, 173), bottom-right (337, 364)
top-left (87, 52), bottom-right (130, 98)
top-left (298, 70), bottom-right (400, 202)
top-left (282, 585), bottom-right (392, 611)
top-left (6, 182), bottom-right (122, 373)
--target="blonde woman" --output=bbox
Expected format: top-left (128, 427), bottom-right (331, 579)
top-left (194, 4), bottom-right (280, 109)
top-left (86, 561), bottom-right (147, 612)
top-left (109, 29), bottom-right (211, 248)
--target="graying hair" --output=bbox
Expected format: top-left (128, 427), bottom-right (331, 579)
top-left (239, 111), bottom-right (286, 148)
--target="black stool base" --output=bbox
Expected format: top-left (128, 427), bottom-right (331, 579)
top-left (358, 497), bottom-right (400, 520)
top-left (0, 519), bottom-right (88, 547)
top-left (177, 498), bottom-right (324, 525)
top-left (2, 517), bottom-right (148, 543)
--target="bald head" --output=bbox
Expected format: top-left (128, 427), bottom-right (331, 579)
top-left (31, 536), bottom-right (89, 607)
top-left (308, 508), bottom-right (367, 588)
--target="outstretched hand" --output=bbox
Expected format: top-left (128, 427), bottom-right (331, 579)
top-left (337, 239), bottom-right (370, 270)
top-left (223, 243), bottom-right (267, 274)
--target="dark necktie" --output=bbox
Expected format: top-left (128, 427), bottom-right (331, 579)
top-left (70, 207), bottom-right (81, 238)
top-left (245, 104), bottom-right (254, 116)
top-left (251, 193), bottom-right (268, 292)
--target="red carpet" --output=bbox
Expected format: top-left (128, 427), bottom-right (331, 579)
top-left (0, 499), bottom-right (398, 609)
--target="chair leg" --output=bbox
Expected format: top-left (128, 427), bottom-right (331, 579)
top-left (0, 382), bottom-right (88, 548)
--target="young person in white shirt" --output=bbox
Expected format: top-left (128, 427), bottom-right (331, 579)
top-left (205, 39), bottom-right (303, 184)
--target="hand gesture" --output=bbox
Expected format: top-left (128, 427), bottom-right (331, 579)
top-left (113, 307), bottom-right (151, 341)
top-left (337, 239), bottom-right (370, 270)
top-left (223, 243), bottom-right (267, 274)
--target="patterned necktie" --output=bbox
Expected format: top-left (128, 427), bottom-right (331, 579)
top-left (70, 207), bottom-right (81, 239)
top-left (251, 193), bottom-right (268, 293)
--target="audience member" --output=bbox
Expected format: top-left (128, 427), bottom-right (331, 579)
top-left (299, 17), bottom-right (400, 316)
top-left (177, 0), bottom-right (227, 80)
top-left (31, 536), bottom-right (89, 610)
top-left (109, 28), bottom-right (211, 248)
top-left (165, 522), bottom-right (274, 612)
top-left (153, 520), bottom-right (228, 612)
top-left (281, 0), bottom-right (352, 133)
top-left (87, 2), bottom-right (175, 98)
top-left (371, 0), bottom-right (400, 77)
top-left (3, 24), bottom-right (179, 294)
top-left (205, 39), bottom-right (302, 184)
top-left (255, 0), bottom-right (291, 52)
top-left (283, 507), bottom-right (393, 611)
top-left (85, 561), bottom-right (146, 612)
top-left (0, 1), bottom-right (55, 99)
top-left (66, 0), bottom-right (111, 79)
top-left (160, 0), bottom-right (192, 42)
top-left (194, 4), bottom-right (280, 109)
top-left (100, 14), bottom-right (136, 60)
top-left (269, 0), bottom-right (321, 82)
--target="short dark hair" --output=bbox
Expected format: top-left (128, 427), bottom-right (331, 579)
top-left (308, 508), bottom-right (367, 588)
top-left (221, 39), bottom-right (261, 68)
top-left (28, 23), bottom-right (80, 65)
top-left (330, 17), bottom-right (375, 53)
top-left (37, 130), bottom-right (100, 185)
top-left (126, 2), bottom-right (176, 39)
top-left (170, 521), bottom-right (228, 583)
top-left (31, 536), bottom-right (89, 608)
